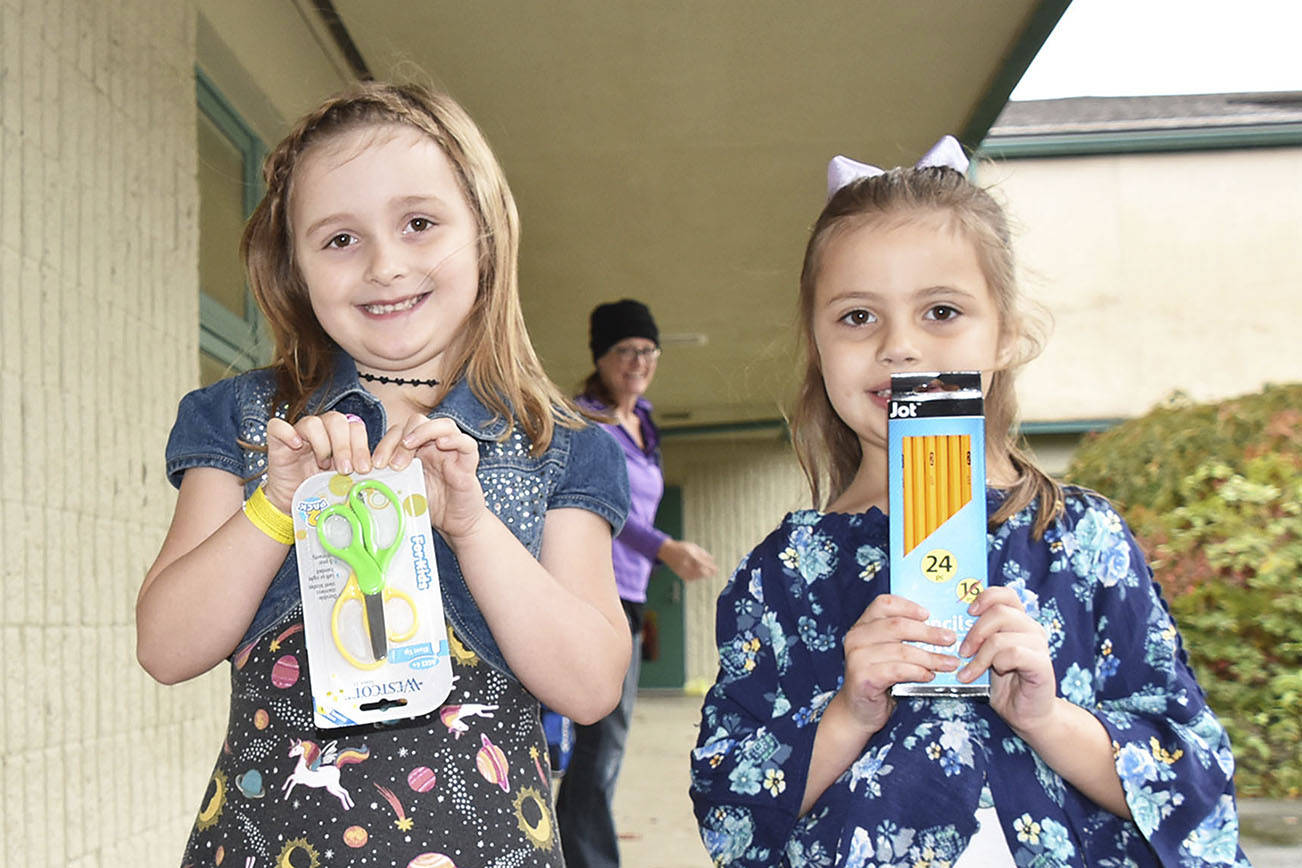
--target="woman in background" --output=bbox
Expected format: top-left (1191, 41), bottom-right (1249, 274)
top-left (556, 298), bottom-right (719, 868)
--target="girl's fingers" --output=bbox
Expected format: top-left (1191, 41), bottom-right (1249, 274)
top-left (846, 649), bottom-right (960, 703)
top-left (848, 613), bottom-right (956, 651)
top-left (371, 425), bottom-right (408, 469)
top-left (292, 415), bottom-right (334, 470)
top-left (345, 414), bottom-right (372, 473)
top-left (896, 645), bottom-right (961, 673)
top-left (400, 415), bottom-right (460, 447)
top-left (276, 412), bottom-right (379, 475)
top-left (319, 411), bottom-right (364, 474)
top-left (848, 636), bottom-right (961, 674)
top-left (266, 417), bottom-right (303, 450)
top-left (959, 602), bottom-right (1042, 657)
top-left (957, 631), bottom-right (1048, 683)
top-left (384, 417), bottom-right (467, 468)
top-left (854, 593), bottom-right (931, 626)
top-left (844, 627), bottom-right (961, 699)
top-left (848, 662), bottom-right (938, 693)
top-left (986, 643), bottom-right (1055, 682)
top-left (967, 585), bottom-right (1023, 616)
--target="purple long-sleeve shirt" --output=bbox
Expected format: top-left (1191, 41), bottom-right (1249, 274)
top-left (578, 395), bottom-right (667, 603)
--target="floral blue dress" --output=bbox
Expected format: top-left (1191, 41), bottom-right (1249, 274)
top-left (690, 488), bottom-right (1250, 867)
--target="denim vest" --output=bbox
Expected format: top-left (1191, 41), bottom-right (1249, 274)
top-left (165, 352), bottom-right (629, 679)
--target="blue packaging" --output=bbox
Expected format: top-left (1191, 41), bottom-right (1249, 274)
top-left (888, 371), bottom-right (989, 698)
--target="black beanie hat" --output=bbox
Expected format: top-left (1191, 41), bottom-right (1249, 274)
top-left (589, 299), bottom-right (659, 362)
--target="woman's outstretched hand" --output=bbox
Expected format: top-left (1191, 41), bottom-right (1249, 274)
top-left (658, 539), bottom-right (718, 581)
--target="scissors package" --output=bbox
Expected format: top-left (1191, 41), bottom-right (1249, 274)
top-left (292, 462), bottom-right (454, 727)
top-left (888, 371), bottom-right (989, 698)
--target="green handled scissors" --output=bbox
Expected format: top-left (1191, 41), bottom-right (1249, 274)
top-left (316, 479), bottom-right (418, 669)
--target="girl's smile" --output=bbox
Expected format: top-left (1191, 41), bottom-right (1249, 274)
top-left (813, 213), bottom-right (1007, 463)
top-left (359, 291), bottom-right (431, 317)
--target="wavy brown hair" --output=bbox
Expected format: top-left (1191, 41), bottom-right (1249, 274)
top-left (241, 81), bottom-right (582, 453)
top-left (791, 164), bottom-right (1061, 537)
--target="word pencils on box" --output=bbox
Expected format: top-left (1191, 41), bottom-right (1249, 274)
top-left (901, 434), bottom-right (972, 554)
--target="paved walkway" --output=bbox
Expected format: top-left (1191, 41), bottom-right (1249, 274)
top-left (611, 692), bottom-right (713, 868)
top-left (609, 691), bottom-right (1301, 868)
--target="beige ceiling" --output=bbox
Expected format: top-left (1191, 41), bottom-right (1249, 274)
top-left (308, 2), bottom-right (1065, 430)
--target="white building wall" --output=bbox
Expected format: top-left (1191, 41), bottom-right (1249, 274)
top-left (981, 147), bottom-right (1302, 423)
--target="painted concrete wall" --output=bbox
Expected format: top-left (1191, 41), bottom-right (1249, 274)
top-left (0, 2), bottom-right (353, 864)
top-left (0, 1), bottom-right (213, 864)
top-left (662, 437), bottom-right (808, 689)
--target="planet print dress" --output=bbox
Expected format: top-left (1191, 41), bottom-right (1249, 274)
top-left (183, 605), bottom-right (561, 868)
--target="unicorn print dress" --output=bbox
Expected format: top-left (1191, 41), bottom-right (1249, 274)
top-left (690, 488), bottom-right (1251, 867)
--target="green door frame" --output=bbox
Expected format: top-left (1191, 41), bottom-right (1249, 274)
top-left (196, 68), bottom-right (269, 374)
top-left (638, 486), bottom-right (687, 689)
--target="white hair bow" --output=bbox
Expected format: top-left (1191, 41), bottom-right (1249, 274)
top-left (826, 135), bottom-right (969, 200)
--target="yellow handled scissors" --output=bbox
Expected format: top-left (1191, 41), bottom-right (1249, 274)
top-left (316, 479), bottom-right (418, 670)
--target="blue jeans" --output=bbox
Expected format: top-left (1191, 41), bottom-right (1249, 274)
top-left (556, 604), bottom-right (642, 868)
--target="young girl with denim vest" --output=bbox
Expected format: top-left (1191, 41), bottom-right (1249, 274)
top-left (137, 82), bottom-right (631, 867)
top-left (689, 138), bottom-right (1250, 867)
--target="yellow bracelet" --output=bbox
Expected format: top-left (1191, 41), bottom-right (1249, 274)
top-left (243, 485), bottom-right (295, 545)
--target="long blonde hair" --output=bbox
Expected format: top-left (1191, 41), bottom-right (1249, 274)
top-left (241, 81), bottom-right (581, 453)
top-left (791, 165), bottom-right (1061, 536)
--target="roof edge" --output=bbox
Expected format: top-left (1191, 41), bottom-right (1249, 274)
top-left (979, 122), bottom-right (1302, 158)
top-left (959, 0), bottom-right (1072, 151)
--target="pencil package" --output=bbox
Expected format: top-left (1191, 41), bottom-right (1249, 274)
top-left (887, 371), bottom-right (989, 698)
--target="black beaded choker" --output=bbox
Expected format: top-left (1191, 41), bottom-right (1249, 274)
top-left (358, 371), bottom-right (440, 388)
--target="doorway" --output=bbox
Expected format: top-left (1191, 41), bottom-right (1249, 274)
top-left (639, 486), bottom-right (686, 688)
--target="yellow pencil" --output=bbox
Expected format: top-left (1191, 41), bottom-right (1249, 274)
top-left (902, 446), bottom-right (915, 553)
top-left (911, 436), bottom-right (927, 547)
top-left (936, 433), bottom-right (950, 528)
top-left (960, 435), bottom-right (972, 504)
top-left (924, 435), bottom-right (938, 541)
top-left (948, 434), bottom-right (964, 512)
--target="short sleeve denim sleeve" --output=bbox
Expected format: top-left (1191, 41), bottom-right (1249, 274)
top-left (549, 421), bottom-right (630, 536)
top-left (164, 377), bottom-right (244, 488)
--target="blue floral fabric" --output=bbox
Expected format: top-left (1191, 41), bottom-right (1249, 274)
top-left (690, 488), bottom-right (1250, 867)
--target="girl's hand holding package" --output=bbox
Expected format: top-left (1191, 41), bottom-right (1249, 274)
top-left (955, 585), bottom-right (1056, 734)
top-left (263, 411), bottom-right (373, 510)
top-left (841, 593), bottom-right (959, 733)
top-left (374, 415), bottom-right (486, 542)
top-left (263, 410), bottom-right (490, 544)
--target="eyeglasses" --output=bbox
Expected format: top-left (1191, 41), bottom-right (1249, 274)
top-left (610, 346), bottom-right (662, 363)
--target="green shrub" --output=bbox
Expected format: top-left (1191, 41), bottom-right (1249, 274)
top-left (1065, 383), bottom-right (1302, 798)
